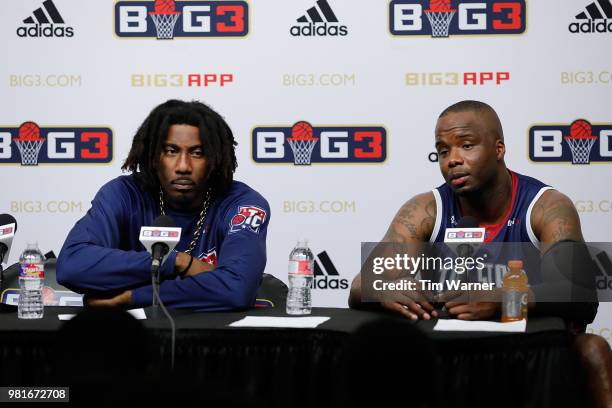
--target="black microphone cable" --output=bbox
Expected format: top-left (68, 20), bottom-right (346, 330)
top-left (148, 214), bottom-right (179, 371)
top-left (150, 260), bottom-right (176, 370)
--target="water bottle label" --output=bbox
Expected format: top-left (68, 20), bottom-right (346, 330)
top-left (19, 263), bottom-right (44, 279)
top-left (503, 290), bottom-right (526, 318)
top-left (288, 260), bottom-right (313, 276)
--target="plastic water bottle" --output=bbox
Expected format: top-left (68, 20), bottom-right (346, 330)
top-left (18, 243), bottom-right (45, 319)
top-left (286, 240), bottom-right (314, 315)
top-left (501, 259), bottom-right (528, 323)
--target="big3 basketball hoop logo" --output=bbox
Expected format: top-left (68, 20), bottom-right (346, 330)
top-left (389, 0), bottom-right (526, 37)
top-left (114, 0), bottom-right (248, 39)
top-left (252, 121), bottom-right (386, 165)
top-left (229, 206), bottom-right (267, 234)
top-left (0, 122), bottom-right (112, 166)
top-left (529, 119), bottom-right (612, 165)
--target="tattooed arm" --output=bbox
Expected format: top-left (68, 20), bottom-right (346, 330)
top-left (348, 192), bottom-right (437, 319)
top-left (530, 189), bottom-right (597, 326)
top-left (531, 189), bottom-right (584, 250)
top-left (381, 192), bottom-right (437, 244)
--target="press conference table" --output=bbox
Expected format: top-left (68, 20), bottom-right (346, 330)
top-left (0, 306), bottom-right (585, 407)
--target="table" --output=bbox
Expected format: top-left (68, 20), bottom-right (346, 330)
top-left (0, 305), bottom-right (585, 407)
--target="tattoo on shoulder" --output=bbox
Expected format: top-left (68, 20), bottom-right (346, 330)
top-left (395, 201), bottom-right (419, 239)
top-left (384, 195), bottom-right (435, 242)
top-left (533, 192), bottom-right (582, 243)
top-left (420, 198), bottom-right (436, 236)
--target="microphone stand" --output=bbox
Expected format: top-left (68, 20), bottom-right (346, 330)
top-left (150, 261), bottom-right (162, 318)
top-left (0, 250), bottom-right (5, 294)
top-left (149, 256), bottom-right (176, 370)
top-left (0, 253), bottom-right (7, 312)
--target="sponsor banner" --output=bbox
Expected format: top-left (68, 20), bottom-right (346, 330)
top-left (528, 120), bottom-right (612, 165)
top-left (130, 73), bottom-right (234, 87)
top-left (114, 0), bottom-right (248, 39)
top-left (8, 200), bottom-right (84, 214)
top-left (9, 75), bottom-right (82, 88)
top-left (17, 0), bottom-right (75, 38)
top-left (252, 121), bottom-right (386, 165)
top-left (405, 71), bottom-right (510, 86)
top-left (561, 71), bottom-right (612, 85)
top-left (282, 200), bottom-right (356, 214)
top-left (0, 122), bottom-right (113, 165)
top-left (313, 250), bottom-right (350, 290)
top-left (282, 73), bottom-right (356, 87)
top-left (389, 0), bottom-right (526, 37)
top-left (575, 200), bottom-right (612, 214)
top-left (290, 0), bottom-right (348, 37)
top-left (570, 0), bottom-right (612, 33)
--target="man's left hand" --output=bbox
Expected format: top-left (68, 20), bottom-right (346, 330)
top-left (85, 290), bottom-right (132, 309)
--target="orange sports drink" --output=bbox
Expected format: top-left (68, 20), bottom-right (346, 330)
top-left (501, 260), bottom-right (528, 322)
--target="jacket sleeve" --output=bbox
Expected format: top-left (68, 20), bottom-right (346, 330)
top-left (56, 181), bottom-right (175, 294)
top-left (130, 199), bottom-right (270, 310)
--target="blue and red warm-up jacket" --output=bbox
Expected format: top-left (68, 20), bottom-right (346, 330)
top-left (57, 175), bottom-right (270, 311)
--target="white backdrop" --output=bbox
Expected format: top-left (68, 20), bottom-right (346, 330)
top-left (2, 0), bottom-right (611, 341)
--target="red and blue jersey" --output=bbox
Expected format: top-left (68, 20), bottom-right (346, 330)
top-left (429, 170), bottom-right (552, 286)
top-left (57, 175), bottom-right (270, 311)
top-left (428, 170), bottom-right (597, 327)
top-left (430, 170), bottom-right (552, 245)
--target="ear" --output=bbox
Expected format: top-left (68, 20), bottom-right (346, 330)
top-left (495, 139), bottom-right (505, 161)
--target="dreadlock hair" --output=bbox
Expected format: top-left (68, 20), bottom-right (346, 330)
top-left (122, 99), bottom-right (237, 197)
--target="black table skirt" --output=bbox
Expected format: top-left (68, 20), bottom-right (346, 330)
top-left (0, 306), bottom-right (586, 407)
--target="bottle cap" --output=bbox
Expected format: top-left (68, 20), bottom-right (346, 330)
top-left (507, 260), bottom-right (523, 269)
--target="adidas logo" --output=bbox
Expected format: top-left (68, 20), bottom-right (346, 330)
top-left (17, 0), bottom-right (74, 38)
top-left (569, 0), bottom-right (612, 33)
top-left (595, 250), bottom-right (612, 290)
top-left (313, 250), bottom-right (349, 290)
top-left (290, 0), bottom-right (348, 37)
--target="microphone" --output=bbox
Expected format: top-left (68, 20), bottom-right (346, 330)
top-left (451, 216), bottom-right (483, 259)
top-left (435, 217), bottom-right (486, 315)
top-left (444, 216), bottom-right (485, 261)
top-left (0, 214), bottom-right (18, 265)
top-left (456, 216), bottom-right (479, 228)
top-left (139, 215), bottom-right (181, 309)
top-left (139, 215), bottom-right (181, 369)
top-left (139, 215), bottom-right (181, 269)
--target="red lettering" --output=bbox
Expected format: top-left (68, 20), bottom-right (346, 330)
top-left (354, 131), bottom-right (383, 159)
top-left (80, 132), bottom-right (109, 159)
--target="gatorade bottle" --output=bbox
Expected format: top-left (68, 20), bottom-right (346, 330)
top-left (501, 260), bottom-right (528, 322)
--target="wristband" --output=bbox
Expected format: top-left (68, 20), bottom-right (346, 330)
top-left (178, 254), bottom-right (194, 278)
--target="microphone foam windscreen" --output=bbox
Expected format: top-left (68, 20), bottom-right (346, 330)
top-left (152, 215), bottom-right (176, 228)
top-left (0, 214), bottom-right (18, 232)
top-left (456, 216), bottom-right (479, 228)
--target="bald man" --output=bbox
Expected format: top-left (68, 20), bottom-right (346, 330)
top-left (349, 100), bottom-right (611, 407)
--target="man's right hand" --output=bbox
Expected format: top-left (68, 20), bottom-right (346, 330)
top-left (175, 252), bottom-right (215, 278)
top-left (382, 301), bottom-right (438, 321)
top-left (380, 288), bottom-right (438, 321)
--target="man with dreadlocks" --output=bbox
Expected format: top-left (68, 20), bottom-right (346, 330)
top-left (57, 100), bottom-right (270, 310)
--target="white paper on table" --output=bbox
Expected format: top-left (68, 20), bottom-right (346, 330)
top-left (229, 316), bottom-right (330, 328)
top-left (58, 308), bottom-right (147, 321)
top-left (433, 319), bottom-right (526, 332)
